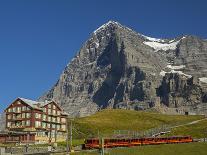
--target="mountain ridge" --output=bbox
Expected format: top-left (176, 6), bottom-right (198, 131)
top-left (39, 20), bottom-right (207, 117)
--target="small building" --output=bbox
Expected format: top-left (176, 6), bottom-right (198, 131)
top-left (2, 97), bottom-right (68, 144)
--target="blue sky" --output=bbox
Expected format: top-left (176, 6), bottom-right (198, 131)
top-left (0, 0), bottom-right (207, 112)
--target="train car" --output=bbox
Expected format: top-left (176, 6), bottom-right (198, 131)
top-left (84, 139), bottom-right (99, 149)
top-left (84, 136), bottom-right (193, 149)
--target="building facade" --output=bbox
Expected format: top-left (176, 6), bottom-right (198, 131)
top-left (4, 98), bottom-right (68, 143)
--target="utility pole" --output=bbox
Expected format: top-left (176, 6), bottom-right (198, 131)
top-left (55, 124), bottom-right (57, 143)
top-left (70, 119), bottom-right (73, 152)
top-left (49, 122), bottom-right (52, 144)
top-left (99, 137), bottom-right (104, 155)
top-left (66, 117), bottom-right (69, 155)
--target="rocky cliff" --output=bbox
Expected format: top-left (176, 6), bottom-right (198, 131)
top-left (39, 21), bottom-right (207, 117)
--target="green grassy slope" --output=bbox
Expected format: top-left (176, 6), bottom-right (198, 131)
top-left (166, 119), bottom-right (207, 138)
top-left (73, 109), bottom-right (203, 138)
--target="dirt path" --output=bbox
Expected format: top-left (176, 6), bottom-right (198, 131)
top-left (152, 117), bottom-right (207, 137)
top-left (170, 118), bottom-right (207, 129)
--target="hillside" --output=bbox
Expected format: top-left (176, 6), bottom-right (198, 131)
top-left (73, 109), bottom-right (203, 138)
top-left (166, 119), bottom-right (207, 138)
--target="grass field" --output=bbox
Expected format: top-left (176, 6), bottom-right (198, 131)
top-left (67, 142), bottom-right (207, 155)
top-left (72, 109), bottom-right (203, 138)
top-left (107, 142), bottom-right (207, 155)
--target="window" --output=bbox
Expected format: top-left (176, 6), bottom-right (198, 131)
top-left (61, 118), bottom-right (66, 123)
top-left (51, 130), bottom-right (55, 138)
top-left (7, 122), bottom-right (11, 127)
top-left (13, 107), bottom-right (16, 112)
top-left (22, 106), bottom-right (26, 111)
top-left (52, 109), bottom-right (55, 115)
top-left (26, 113), bottom-right (31, 118)
top-left (12, 114), bottom-right (16, 119)
top-left (16, 114), bottom-right (21, 119)
top-left (7, 114), bottom-right (12, 119)
top-left (26, 120), bottom-right (30, 126)
top-left (48, 104), bottom-right (51, 108)
top-left (57, 111), bottom-right (60, 115)
top-left (57, 117), bottom-right (60, 123)
top-left (22, 121), bottom-right (25, 126)
top-left (43, 108), bottom-right (46, 113)
top-left (22, 113), bottom-right (25, 118)
top-left (8, 108), bottom-right (12, 112)
top-left (48, 109), bottom-right (51, 115)
top-left (47, 123), bottom-right (52, 128)
top-left (52, 117), bottom-right (56, 122)
top-left (57, 125), bottom-right (60, 130)
top-left (17, 107), bottom-right (21, 113)
top-left (61, 125), bottom-right (66, 130)
top-left (42, 122), bottom-right (46, 128)
top-left (43, 114), bottom-right (46, 121)
top-left (48, 116), bottom-right (51, 122)
top-left (35, 113), bottom-right (41, 119)
top-left (26, 107), bottom-right (31, 111)
top-left (35, 121), bottom-right (41, 127)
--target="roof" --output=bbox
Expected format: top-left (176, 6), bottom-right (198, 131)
top-left (5, 97), bottom-right (68, 115)
top-left (19, 98), bottom-right (44, 110)
top-left (39, 100), bottom-right (63, 111)
top-left (61, 111), bottom-right (69, 116)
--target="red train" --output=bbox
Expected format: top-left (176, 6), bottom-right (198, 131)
top-left (84, 136), bottom-right (193, 149)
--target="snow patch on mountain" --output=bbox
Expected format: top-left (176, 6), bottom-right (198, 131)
top-left (167, 65), bottom-right (185, 70)
top-left (141, 34), bottom-right (165, 42)
top-left (144, 40), bottom-right (180, 52)
top-left (93, 20), bottom-right (133, 35)
top-left (199, 77), bottom-right (207, 84)
top-left (160, 63), bottom-right (190, 77)
top-left (160, 70), bottom-right (192, 78)
top-left (143, 36), bottom-right (186, 52)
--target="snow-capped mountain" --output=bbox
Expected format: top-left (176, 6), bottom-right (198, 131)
top-left (39, 21), bottom-right (207, 117)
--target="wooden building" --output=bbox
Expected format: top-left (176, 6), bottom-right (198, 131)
top-left (2, 98), bottom-right (68, 143)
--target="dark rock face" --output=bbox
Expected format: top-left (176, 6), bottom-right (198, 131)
top-left (39, 21), bottom-right (207, 116)
top-left (157, 74), bottom-right (202, 107)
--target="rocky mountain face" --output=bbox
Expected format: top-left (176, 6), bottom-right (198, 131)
top-left (39, 21), bottom-right (207, 117)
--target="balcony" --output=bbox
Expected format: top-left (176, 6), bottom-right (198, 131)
top-left (47, 113), bottom-right (59, 117)
top-left (58, 128), bottom-right (66, 132)
top-left (9, 117), bottom-right (22, 121)
top-left (42, 119), bottom-right (48, 122)
top-left (35, 126), bottom-right (44, 129)
top-left (9, 125), bottom-right (24, 129)
top-left (13, 111), bottom-right (21, 114)
top-left (14, 117), bottom-right (23, 121)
